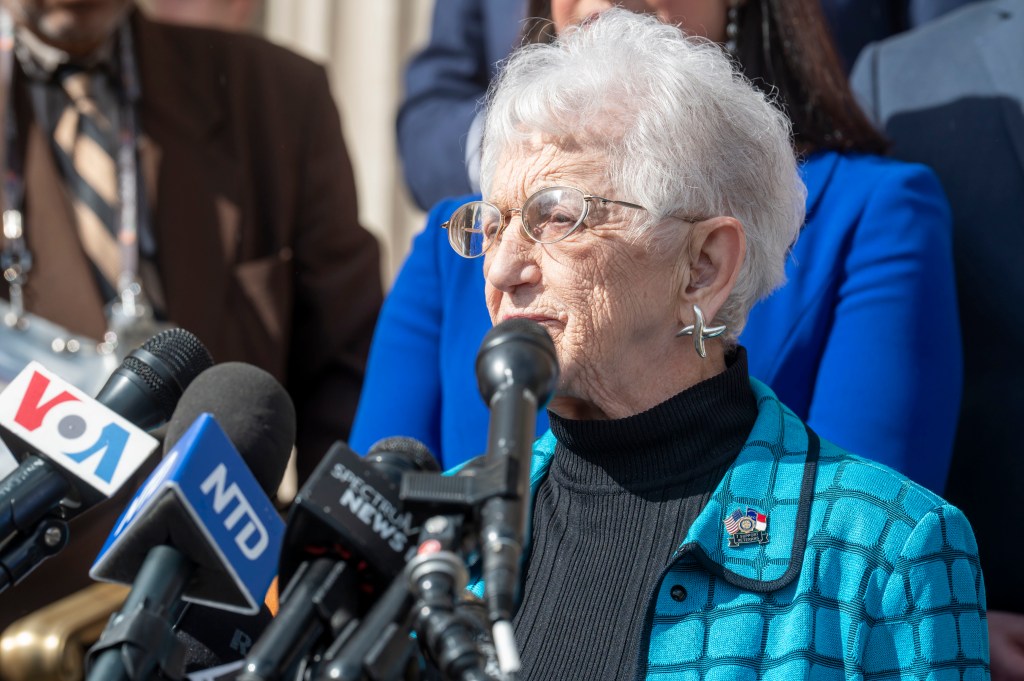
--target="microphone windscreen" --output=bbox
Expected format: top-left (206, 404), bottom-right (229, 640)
top-left (367, 436), bottom-right (441, 474)
top-left (175, 601), bottom-right (275, 672)
top-left (165, 363), bottom-right (295, 494)
top-left (136, 327), bottom-right (215, 396)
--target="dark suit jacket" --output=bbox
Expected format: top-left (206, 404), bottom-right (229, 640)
top-left (396, 0), bottom-right (525, 210)
top-left (851, 0), bottom-right (1024, 613)
top-left (0, 13), bottom-right (381, 629)
top-left (820, 0), bottom-right (980, 71)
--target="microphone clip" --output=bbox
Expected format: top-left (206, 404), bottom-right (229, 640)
top-left (85, 602), bottom-right (187, 681)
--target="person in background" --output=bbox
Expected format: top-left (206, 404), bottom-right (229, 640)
top-left (397, 0), bottom-right (980, 212)
top-left (354, 0), bottom-right (962, 496)
top-left (146, 0), bottom-right (261, 32)
top-left (447, 11), bottom-right (987, 675)
top-left (396, 0), bottom-right (524, 212)
top-left (851, 2), bottom-right (1024, 676)
top-left (0, 0), bottom-right (381, 629)
top-left (819, 0), bottom-right (980, 71)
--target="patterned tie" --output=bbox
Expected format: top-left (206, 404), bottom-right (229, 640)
top-left (52, 67), bottom-right (122, 296)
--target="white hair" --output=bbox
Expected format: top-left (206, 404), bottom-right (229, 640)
top-left (479, 9), bottom-right (806, 338)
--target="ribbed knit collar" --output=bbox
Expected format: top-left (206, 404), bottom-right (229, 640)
top-left (547, 347), bottom-right (757, 492)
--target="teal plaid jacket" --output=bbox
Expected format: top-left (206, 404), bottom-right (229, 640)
top-left (474, 378), bottom-right (989, 678)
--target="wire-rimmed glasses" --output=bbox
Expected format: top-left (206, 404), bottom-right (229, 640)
top-left (441, 185), bottom-right (647, 258)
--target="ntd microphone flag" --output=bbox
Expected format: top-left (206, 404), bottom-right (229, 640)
top-left (0, 361), bottom-right (158, 499)
top-left (91, 414), bottom-right (284, 614)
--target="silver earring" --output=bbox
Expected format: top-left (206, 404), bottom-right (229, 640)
top-left (676, 304), bottom-right (727, 358)
top-left (725, 2), bottom-right (740, 57)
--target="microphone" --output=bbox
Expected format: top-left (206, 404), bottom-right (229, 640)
top-left (0, 329), bottom-right (213, 588)
top-left (474, 319), bottom-right (558, 673)
top-left (239, 436), bottom-right (440, 681)
top-left (95, 327), bottom-right (216, 431)
top-left (85, 362), bottom-right (294, 681)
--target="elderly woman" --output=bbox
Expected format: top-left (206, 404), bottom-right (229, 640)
top-left (354, 0), bottom-right (961, 498)
top-left (450, 10), bottom-right (986, 677)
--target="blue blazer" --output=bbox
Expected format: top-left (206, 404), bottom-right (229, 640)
top-left (851, 0), bottom-right (1024, 613)
top-left (352, 151), bottom-right (961, 494)
top-left (468, 379), bottom-right (988, 676)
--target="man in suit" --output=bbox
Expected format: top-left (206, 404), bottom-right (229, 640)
top-left (0, 0), bottom-right (381, 628)
top-left (851, 2), bottom-right (1024, 677)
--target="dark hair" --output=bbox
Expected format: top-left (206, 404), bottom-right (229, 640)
top-left (524, 0), bottom-right (887, 155)
top-left (733, 0), bottom-right (886, 154)
top-left (522, 0), bottom-right (556, 45)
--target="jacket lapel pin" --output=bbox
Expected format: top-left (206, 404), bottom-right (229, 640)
top-left (724, 506), bottom-right (769, 547)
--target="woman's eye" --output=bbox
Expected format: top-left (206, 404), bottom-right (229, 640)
top-left (547, 210), bottom-right (576, 226)
top-left (480, 216), bottom-right (501, 238)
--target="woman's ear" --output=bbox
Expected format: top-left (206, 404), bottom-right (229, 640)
top-left (677, 216), bottom-right (746, 323)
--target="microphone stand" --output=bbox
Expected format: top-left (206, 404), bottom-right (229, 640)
top-left (0, 516), bottom-right (68, 593)
top-left (84, 545), bottom-right (190, 681)
top-left (312, 512), bottom-right (498, 681)
top-left (398, 455), bottom-right (526, 677)
top-left (312, 572), bottom-right (418, 681)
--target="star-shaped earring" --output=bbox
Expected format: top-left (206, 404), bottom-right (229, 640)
top-left (675, 304), bottom-right (726, 358)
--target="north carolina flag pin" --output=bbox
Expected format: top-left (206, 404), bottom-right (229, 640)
top-left (724, 506), bottom-right (769, 547)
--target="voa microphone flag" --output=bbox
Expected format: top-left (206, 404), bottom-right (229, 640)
top-left (91, 413), bottom-right (284, 614)
top-left (0, 361), bottom-right (158, 503)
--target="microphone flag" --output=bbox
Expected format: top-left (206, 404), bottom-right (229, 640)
top-left (0, 361), bottom-right (158, 501)
top-left (90, 413), bottom-right (283, 614)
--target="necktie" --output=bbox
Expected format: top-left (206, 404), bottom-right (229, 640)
top-left (52, 67), bottom-right (122, 297)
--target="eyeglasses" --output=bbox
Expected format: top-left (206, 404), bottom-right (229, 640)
top-left (441, 185), bottom-right (647, 258)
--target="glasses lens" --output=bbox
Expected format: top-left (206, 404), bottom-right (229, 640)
top-left (522, 187), bottom-right (586, 243)
top-left (448, 202), bottom-right (501, 257)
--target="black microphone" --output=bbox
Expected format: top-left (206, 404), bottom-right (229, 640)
top-left (86, 362), bottom-right (295, 681)
top-left (0, 329), bottom-right (213, 589)
top-left (96, 327), bottom-right (216, 431)
top-left (474, 318), bottom-right (558, 673)
top-left (239, 436), bottom-right (440, 681)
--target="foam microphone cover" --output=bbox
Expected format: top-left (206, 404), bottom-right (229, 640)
top-left (164, 362), bottom-right (296, 494)
top-left (176, 601), bottom-right (276, 673)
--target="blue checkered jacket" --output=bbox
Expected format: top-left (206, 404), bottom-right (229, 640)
top-left (473, 378), bottom-right (989, 678)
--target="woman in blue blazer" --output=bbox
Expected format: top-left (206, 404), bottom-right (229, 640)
top-left (353, 0), bottom-right (961, 494)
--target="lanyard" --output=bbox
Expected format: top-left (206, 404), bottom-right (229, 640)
top-left (0, 9), bottom-right (145, 323)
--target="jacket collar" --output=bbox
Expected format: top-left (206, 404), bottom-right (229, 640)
top-left (528, 377), bottom-right (819, 592)
top-left (132, 10), bottom-right (225, 143)
top-left (799, 150), bottom-right (839, 226)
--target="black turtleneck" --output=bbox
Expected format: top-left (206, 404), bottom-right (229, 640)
top-left (513, 348), bottom-right (758, 680)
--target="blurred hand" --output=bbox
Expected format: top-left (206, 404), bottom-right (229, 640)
top-left (990, 610), bottom-right (1024, 681)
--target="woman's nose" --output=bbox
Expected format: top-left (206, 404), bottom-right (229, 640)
top-left (484, 217), bottom-right (541, 293)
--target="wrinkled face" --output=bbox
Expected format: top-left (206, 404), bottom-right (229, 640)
top-left (482, 140), bottom-right (690, 419)
top-left (3, 0), bottom-right (133, 55)
top-left (550, 0), bottom-right (729, 42)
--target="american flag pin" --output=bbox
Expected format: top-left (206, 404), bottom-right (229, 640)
top-left (724, 506), bottom-right (769, 547)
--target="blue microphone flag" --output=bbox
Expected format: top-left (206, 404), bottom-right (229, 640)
top-left (90, 413), bottom-right (283, 614)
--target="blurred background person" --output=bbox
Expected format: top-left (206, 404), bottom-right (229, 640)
top-left (453, 11), bottom-right (986, 675)
top-left (146, 0), bottom-right (261, 32)
top-left (0, 0), bottom-right (380, 629)
top-left (354, 0), bottom-right (962, 498)
top-left (820, 0), bottom-right (980, 72)
top-left (397, 0), bottom-right (981, 212)
top-left (852, 2), bottom-right (1024, 676)
top-left (396, 0), bottom-right (523, 211)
